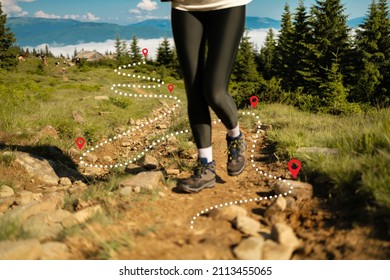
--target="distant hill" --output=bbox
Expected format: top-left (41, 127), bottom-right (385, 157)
top-left (7, 16), bottom-right (366, 47)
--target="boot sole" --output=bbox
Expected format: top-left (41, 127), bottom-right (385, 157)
top-left (178, 179), bottom-right (216, 193)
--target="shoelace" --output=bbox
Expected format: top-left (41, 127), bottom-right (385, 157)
top-left (193, 162), bottom-right (215, 178)
top-left (227, 139), bottom-right (241, 161)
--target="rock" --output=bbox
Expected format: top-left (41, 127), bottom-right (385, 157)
top-left (233, 236), bottom-right (264, 260)
top-left (68, 182), bottom-right (88, 195)
top-left (297, 147), bottom-right (338, 155)
top-left (133, 186), bottom-right (141, 193)
top-left (167, 135), bottom-right (179, 146)
top-left (285, 197), bottom-right (298, 212)
top-left (38, 125), bottom-right (58, 139)
top-left (210, 205), bottom-right (247, 222)
top-left (95, 96), bottom-right (109, 100)
top-left (140, 155), bottom-right (158, 170)
top-left (72, 111), bottom-right (85, 124)
top-left (0, 197), bottom-right (15, 213)
top-left (0, 239), bottom-right (42, 260)
top-left (84, 153), bottom-right (98, 163)
top-left (273, 180), bottom-right (313, 201)
top-left (119, 187), bottom-right (133, 196)
top-left (103, 156), bottom-right (113, 164)
top-left (121, 141), bottom-right (132, 147)
top-left (166, 169), bottom-right (180, 176)
top-left (73, 205), bottom-right (102, 224)
top-left (262, 239), bottom-right (294, 260)
top-left (59, 177), bottom-right (72, 187)
top-left (41, 242), bottom-right (70, 260)
top-left (156, 124), bottom-right (167, 129)
top-left (3, 194), bottom-right (61, 223)
top-left (15, 191), bottom-right (43, 206)
top-left (233, 216), bottom-right (261, 236)
top-left (271, 223), bottom-right (301, 250)
top-left (14, 152), bottom-right (59, 185)
top-left (119, 171), bottom-right (163, 191)
top-left (264, 196), bottom-right (287, 224)
top-left (23, 216), bottom-right (63, 241)
top-left (0, 185), bottom-right (14, 198)
top-left (83, 166), bottom-right (103, 176)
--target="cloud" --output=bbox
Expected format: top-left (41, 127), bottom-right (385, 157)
top-left (34, 10), bottom-right (100, 22)
top-left (129, 8), bottom-right (141, 15)
top-left (137, 0), bottom-right (158, 12)
top-left (2, 0), bottom-right (33, 16)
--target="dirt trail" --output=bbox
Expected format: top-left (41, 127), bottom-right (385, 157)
top-left (71, 115), bottom-right (390, 260)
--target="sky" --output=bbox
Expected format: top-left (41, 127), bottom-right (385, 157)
top-left (1, 0), bottom-right (378, 25)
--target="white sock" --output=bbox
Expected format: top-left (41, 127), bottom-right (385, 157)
top-left (198, 147), bottom-right (213, 163)
top-left (227, 124), bottom-right (240, 138)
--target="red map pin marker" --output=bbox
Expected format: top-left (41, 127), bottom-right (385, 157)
top-left (76, 137), bottom-right (85, 150)
top-left (250, 96), bottom-right (259, 109)
top-left (288, 159), bottom-right (302, 179)
top-left (168, 84), bottom-right (174, 93)
top-left (142, 48), bottom-right (148, 58)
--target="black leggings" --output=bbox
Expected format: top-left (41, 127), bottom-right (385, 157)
top-left (171, 6), bottom-right (246, 149)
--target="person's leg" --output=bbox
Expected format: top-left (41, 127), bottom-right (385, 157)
top-left (203, 5), bottom-right (246, 132)
top-left (171, 8), bottom-right (212, 151)
top-left (203, 5), bottom-right (247, 176)
top-left (172, 9), bottom-right (216, 192)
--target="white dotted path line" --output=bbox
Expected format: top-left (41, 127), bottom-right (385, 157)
top-left (77, 59), bottom-right (295, 229)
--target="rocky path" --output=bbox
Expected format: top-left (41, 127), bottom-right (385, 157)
top-left (1, 105), bottom-right (389, 260)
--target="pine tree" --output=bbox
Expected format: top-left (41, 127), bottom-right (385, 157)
top-left (130, 35), bottom-right (142, 62)
top-left (291, 0), bottom-right (313, 90)
top-left (156, 38), bottom-right (174, 66)
top-left (233, 32), bottom-right (259, 82)
top-left (377, 0), bottom-right (390, 106)
top-left (275, 4), bottom-right (294, 89)
top-left (114, 33), bottom-right (123, 60)
top-left (306, 0), bottom-right (351, 96)
top-left (354, 0), bottom-right (390, 106)
top-left (0, 2), bottom-right (17, 69)
top-left (258, 28), bottom-right (277, 80)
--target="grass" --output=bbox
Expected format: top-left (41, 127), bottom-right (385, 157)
top-left (257, 103), bottom-right (390, 213)
top-left (0, 217), bottom-right (32, 241)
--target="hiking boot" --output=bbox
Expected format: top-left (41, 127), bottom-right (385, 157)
top-left (226, 132), bottom-right (247, 176)
top-left (178, 158), bottom-right (216, 193)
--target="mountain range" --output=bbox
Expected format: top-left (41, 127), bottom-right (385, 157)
top-left (7, 16), bottom-right (365, 47)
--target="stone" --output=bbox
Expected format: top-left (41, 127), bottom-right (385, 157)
top-left (83, 166), bottom-right (103, 176)
top-left (271, 223), bottom-right (301, 250)
top-left (38, 125), bottom-right (58, 139)
top-left (297, 147), bottom-right (338, 155)
top-left (41, 242), bottom-right (70, 260)
top-left (0, 239), bottom-right (42, 260)
top-left (23, 216), bottom-right (63, 241)
top-left (119, 186), bottom-right (133, 196)
top-left (233, 236), bottom-right (264, 260)
top-left (167, 135), bottom-right (179, 146)
top-left (14, 152), bottom-right (59, 185)
top-left (140, 155), bottom-right (158, 170)
top-left (273, 180), bottom-right (313, 201)
top-left (15, 191), bottom-right (43, 206)
top-left (68, 183), bottom-right (88, 195)
top-left (84, 153), bottom-right (98, 163)
top-left (166, 169), bottom-right (180, 176)
top-left (0, 185), bottom-right (14, 198)
top-left (0, 197), bottom-right (15, 213)
top-left (262, 239), bottom-right (294, 260)
top-left (103, 156), bottom-right (113, 164)
top-left (119, 171), bottom-right (163, 191)
top-left (2, 194), bottom-right (61, 223)
top-left (210, 205), bottom-right (247, 221)
top-left (94, 96), bottom-right (109, 100)
top-left (73, 205), bottom-right (102, 224)
top-left (264, 196), bottom-right (287, 224)
top-left (233, 216), bottom-right (261, 235)
top-left (59, 177), bottom-right (72, 187)
top-left (156, 124), bottom-right (167, 129)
